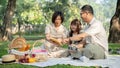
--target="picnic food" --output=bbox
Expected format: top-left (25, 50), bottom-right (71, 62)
top-left (18, 44), bottom-right (30, 51)
top-left (8, 38), bottom-right (48, 63)
top-left (8, 37), bottom-right (31, 60)
top-left (9, 37), bottom-right (30, 51)
top-left (28, 58), bottom-right (36, 63)
top-left (18, 54), bottom-right (36, 63)
top-left (50, 37), bottom-right (62, 46)
top-left (31, 48), bottom-right (48, 62)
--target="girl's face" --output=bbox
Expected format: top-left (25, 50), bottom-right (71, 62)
top-left (70, 24), bottom-right (78, 32)
top-left (54, 15), bottom-right (62, 27)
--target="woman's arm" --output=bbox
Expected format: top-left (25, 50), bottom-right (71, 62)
top-left (45, 33), bottom-right (51, 41)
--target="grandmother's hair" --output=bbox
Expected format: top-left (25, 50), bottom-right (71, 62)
top-left (52, 11), bottom-right (64, 23)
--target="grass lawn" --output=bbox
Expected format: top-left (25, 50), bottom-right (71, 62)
top-left (0, 63), bottom-right (100, 68)
top-left (0, 40), bottom-right (119, 68)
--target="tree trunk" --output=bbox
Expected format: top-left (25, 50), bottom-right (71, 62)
top-left (2, 0), bottom-right (16, 41)
top-left (108, 0), bottom-right (120, 43)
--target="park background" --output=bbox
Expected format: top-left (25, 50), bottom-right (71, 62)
top-left (0, 0), bottom-right (120, 68)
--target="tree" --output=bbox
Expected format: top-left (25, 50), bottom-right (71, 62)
top-left (39, 0), bottom-right (82, 28)
top-left (2, 0), bottom-right (16, 41)
top-left (108, 0), bottom-right (120, 43)
top-left (0, 0), bottom-right (7, 22)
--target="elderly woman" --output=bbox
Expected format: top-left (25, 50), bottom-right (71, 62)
top-left (42, 11), bottom-right (68, 58)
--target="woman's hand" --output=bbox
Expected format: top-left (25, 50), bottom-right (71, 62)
top-left (48, 38), bottom-right (62, 46)
top-left (57, 38), bottom-right (62, 43)
top-left (62, 38), bottom-right (69, 44)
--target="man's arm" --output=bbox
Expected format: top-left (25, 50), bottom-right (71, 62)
top-left (63, 32), bottom-right (89, 44)
top-left (69, 32), bottom-right (88, 41)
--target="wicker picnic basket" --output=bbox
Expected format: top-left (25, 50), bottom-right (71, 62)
top-left (8, 37), bottom-right (30, 59)
top-left (30, 40), bottom-right (48, 62)
top-left (8, 37), bottom-right (48, 62)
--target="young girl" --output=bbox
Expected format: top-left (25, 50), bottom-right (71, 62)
top-left (69, 19), bottom-right (82, 45)
top-left (68, 19), bottom-right (85, 59)
top-left (42, 11), bottom-right (68, 58)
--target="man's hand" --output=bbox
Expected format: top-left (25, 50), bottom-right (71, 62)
top-left (76, 44), bottom-right (84, 49)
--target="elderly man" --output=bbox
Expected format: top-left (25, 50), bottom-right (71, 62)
top-left (64, 5), bottom-right (108, 60)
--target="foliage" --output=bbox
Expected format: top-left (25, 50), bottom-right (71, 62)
top-left (0, 0), bottom-right (7, 24)
top-left (15, 0), bottom-right (44, 25)
top-left (0, 0), bottom-right (118, 39)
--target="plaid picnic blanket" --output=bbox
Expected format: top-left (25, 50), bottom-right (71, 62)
top-left (21, 55), bottom-right (120, 68)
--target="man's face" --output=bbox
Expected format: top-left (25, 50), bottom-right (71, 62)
top-left (80, 10), bottom-right (87, 22)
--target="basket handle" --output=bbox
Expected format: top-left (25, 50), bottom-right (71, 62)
top-left (30, 40), bottom-right (41, 53)
top-left (8, 37), bottom-right (26, 49)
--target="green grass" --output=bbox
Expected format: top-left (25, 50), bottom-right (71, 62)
top-left (0, 41), bottom-right (9, 58)
top-left (109, 43), bottom-right (120, 54)
top-left (0, 40), bottom-right (119, 68)
top-left (109, 43), bottom-right (120, 49)
top-left (0, 63), bottom-right (38, 68)
top-left (13, 35), bottom-right (45, 40)
top-left (44, 64), bottom-right (100, 68)
top-left (0, 64), bottom-right (100, 68)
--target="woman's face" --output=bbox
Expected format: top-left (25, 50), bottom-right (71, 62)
top-left (54, 15), bottom-right (62, 27)
top-left (70, 24), bottom-right (77, 32)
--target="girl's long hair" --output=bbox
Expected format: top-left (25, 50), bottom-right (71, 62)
top-left (69, 19), bottom-right (82, 44)
top-left (69, 19), bottom-right (81, 37)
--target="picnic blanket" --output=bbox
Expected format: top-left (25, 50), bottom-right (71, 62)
top-left (21, 55), bottom-right (120, 68)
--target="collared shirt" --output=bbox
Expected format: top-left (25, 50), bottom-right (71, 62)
top-left (84, 17), bottom-right (108, 54)
top-left (45, 23), bottom-right (68, 38)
